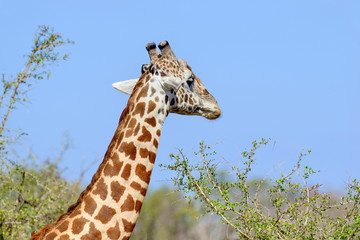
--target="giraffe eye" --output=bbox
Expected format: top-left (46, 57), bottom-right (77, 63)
top-left (186, 76), bottom-right (194, 88)
top-left (186, 80), bottom-right (193, 87)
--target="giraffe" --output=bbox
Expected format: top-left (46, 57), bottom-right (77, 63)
top-left (30, 41), bottom-right (221, 240)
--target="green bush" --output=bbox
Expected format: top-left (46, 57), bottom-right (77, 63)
top-left (163, 139), bottom-right (360, 239)
top-left (0, 150), bottom-right (80, 239)
top-left (0, 25), bottom-right (74, 240)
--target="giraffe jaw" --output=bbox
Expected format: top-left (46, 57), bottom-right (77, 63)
top-left (170, 106), bottom-right (220, 120)
top-left (201, 107), bottom-right (221, 120)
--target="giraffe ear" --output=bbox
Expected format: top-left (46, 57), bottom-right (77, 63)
top-left (112, 79), bottom-right (138, 95)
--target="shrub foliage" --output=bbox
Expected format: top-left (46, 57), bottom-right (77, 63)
top-left (162, 139), bottom-right (360, 239)
top-left (0, 151), bottom-right (80, 239)
top-left (0, 25), bottom-right (75, 239)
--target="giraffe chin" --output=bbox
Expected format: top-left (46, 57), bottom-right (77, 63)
top-left (202, 108), bottom-right (221, 120)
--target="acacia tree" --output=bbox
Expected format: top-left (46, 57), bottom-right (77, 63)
top-left (163, 139), bottom-right (360, 239)
top-left (0, 25), bottom-right (77, 239)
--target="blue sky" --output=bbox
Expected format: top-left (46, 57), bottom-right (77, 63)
top-left (1, 1), bottom-right (359, 192)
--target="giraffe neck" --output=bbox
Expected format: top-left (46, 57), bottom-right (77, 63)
top-left (32, 79), bottom-right (169, 240)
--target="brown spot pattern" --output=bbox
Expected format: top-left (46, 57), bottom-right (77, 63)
top-left (107, 222), bottom-right (121, 240)
top-left (111, 152), bottom-right (120, 161)
top-left (127, 118), bottom-right (137, 129)
top-left (122, 219), bottom-right (136, 232)
top-left (59, 234), bottom-right (70, 240)
top-left (45, 232), bottom-right (57, 240)
top-left (130, 181), bottom-right (147, 196)
top-left (132, 102), bottom-right (145, 118)
top-left (137, 126), bottom-right (152, 142)
top-left (139, 148), bottom-right (156, 164)
top-left (72, 217), bottom-right (88, 235)
top-left (80, 222), bottom-right (102, 240)
top-left (104, 154), bottom-right (124, 177)
top-left (111, 181), bottom-right (125, 202)
top-left (123, 116), bottom-right (130, 129)
top-left (119, 141), bottom-right (137, 160)
top-left (149, 151), bottom-right (156, 163)
top-left (156, 129), bottom-right (161, 136)
top-left (136, 84), bottom-right (149, 101)
top-left (153, 139), bottom-right (159, 149)
top-left (125, 129), bottom-right (133, 138)
top-left (57, 220), bottom-right (69, 233)
top-left (147, 100), bottom-right (156, 113)
top-left (139, 148), bottom-right (149, 158)
top-left (84, 195), bottom-right (97, 216)
top-left (116, 132), bottom-right (124, 148)
top-left (144, 117), bottom-right (156, 127)
top-left (95, 205), bottom-right (116, 224)
top-left (135, 200), bottom-right (142, 213)
top-left (121, 164), bottom-right (132, 180)
top-left (69, 208), bottom-right (82, 218)
top-left (121, 194), bottom-right (135, 212)
top-left (93, 178), bottom-right (107, 200)
top-left (133, 123), bottom-right (140, 136)
top-left (135, 164), bottom-right (152, 184)
top-left (150, 87), bottom-right (156, 97)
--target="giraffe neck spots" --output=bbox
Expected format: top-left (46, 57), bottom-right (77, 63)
top-left (94, 205), bottom-right (116, 224)
top-left (71, 217), bottom-right (88, 234)
top-left (35, 75), bottom-right (169, 240)
top-left (93, 178), bottom-right (107, 200)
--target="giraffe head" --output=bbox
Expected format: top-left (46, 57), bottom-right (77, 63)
top-left (113, 41), bottom-right (221, 120)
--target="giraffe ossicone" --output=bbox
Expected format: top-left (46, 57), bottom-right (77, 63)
top-left (30, 41), bottom-right (220, 240)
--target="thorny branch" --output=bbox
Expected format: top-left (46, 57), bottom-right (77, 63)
top-left (164, 139), bottom-right (360, 239)
top-left (174, 150), bottom-right (251, 239)
top-left (0, 25), bottom-right (73, 138)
